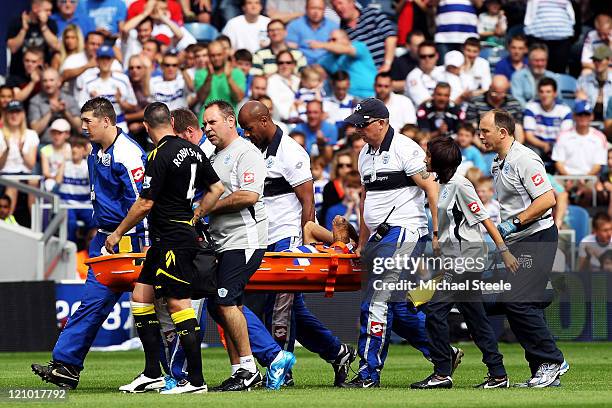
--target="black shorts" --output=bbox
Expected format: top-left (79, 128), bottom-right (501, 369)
top-left (138, 246), bottom-right (199, 300)
top-left (214, 248), bottom-right (266, 306)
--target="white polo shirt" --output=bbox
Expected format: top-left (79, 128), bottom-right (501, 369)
top-left (359, 127), bottom-right (428, 233)
top-left (384, 92), bottom-right (416, 131)
top-left (405, 66), bottom-right (445, 106)
top-left (551, 127), bottom-right (607, 175)
top-left (263, 126), bottom-right (313, 244)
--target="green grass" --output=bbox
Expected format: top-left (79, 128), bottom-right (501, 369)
top-left (1, 342), bottom-right (612, 407)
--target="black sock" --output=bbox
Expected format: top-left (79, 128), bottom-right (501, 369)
top-left (175, 318), bottom-right (204, 387)
top-left (133, 314), bottom-right (162, 378)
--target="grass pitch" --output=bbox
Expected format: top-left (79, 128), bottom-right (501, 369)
top-left (1, 342), bottom-right (611, 407)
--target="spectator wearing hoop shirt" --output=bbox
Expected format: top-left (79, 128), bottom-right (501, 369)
top-left (523, 77), bottom-right (573, 163)
top-left (581, 13), bottom-right (611, 73)
top-left (331, 0), bottom-right (397, 72)
top-left (433, 0), bottom-right (482, 57)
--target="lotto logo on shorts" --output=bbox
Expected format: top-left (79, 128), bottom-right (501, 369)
top-left (531, 173), bottom-right (544, 186)
top-left (370, 321), bottom-right (384, 337)
top-left (273, 325), bottom-right (288, 341)
top-left (131, 167), bottom-right (145, 182)
top-left (468, 201), bottom-right (480, 213)
top-left (243, 172), bottom-right (255, 184)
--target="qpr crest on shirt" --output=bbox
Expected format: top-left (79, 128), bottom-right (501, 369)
top-left (382, 152), bottom-right (390, 164)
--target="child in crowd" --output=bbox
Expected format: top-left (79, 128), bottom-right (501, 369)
top-left (578, 212), bottom-right (612, 272)
top-left (325, 170), bottom-right (360, 233)
top-left (234, 49), bottom-right (254, 97)
top-left (400, 123), bottom-right (419, 140)
top-left (56, 137), bottom-right (95, 243)
top-left (311, 155), bottom-right (330, 218)
top-left (289, 130), bottom-right (306, 150)
top-left (476, 177), bottom-right (501, 236)
top-left (433, 51), bottom-right (474, 105)
top-left (478, 0), bottom-right (507, 47)
top-left (455, 123), bottom-right (488, 176)
top-left (412, 130), bottom-right (431, 152)
top-left (40, 119), bottom-right (72, 192)
top-left (465, 167), bottom-right (484, 187)
top-left (291, 66), bottom-right (325, 122)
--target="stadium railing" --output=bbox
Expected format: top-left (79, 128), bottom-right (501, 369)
top-left (0, 175), bottom-right (67, 280)
top-left (553, 175), bottom-right (598, 207)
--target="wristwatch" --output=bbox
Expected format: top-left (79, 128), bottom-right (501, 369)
top-left (512, 217), bottom-right (521, 228)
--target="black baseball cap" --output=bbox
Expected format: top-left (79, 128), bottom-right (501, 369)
top-left (344, 98), bottom-right (389, 127)
top-left (6, 100), bottom-right (24, 112)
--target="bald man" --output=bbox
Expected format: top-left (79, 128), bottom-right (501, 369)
top-left (238, 101), bottom-right (357, 387)
top-left (466, 75), bottom-right (525, 144)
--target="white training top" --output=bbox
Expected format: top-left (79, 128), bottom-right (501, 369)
top-left (385, 92), bottom-right (416, 131)
top-left (551, 127), bottom-right (608, 175)
top-left (262, 126), bottom-right (313, 244)
top-left (358, 127), bottom-right (428, 234)
top-left (405, 66), bottom-right (445, 106)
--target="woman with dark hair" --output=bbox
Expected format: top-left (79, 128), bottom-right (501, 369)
top-left (318, 150), bottom-right (357, 224)
top-left (411, 136), bottom-right (518, 390)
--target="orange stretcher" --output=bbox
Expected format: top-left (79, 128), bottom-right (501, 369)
top-left (85, 251), bottom-right (363, 297)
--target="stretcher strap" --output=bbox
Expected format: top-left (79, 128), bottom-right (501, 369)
top-left (324, 255), bottom-right (339, 298)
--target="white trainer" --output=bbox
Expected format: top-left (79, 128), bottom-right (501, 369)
top-left (159, 379), bottom-right (208, 394)
top-left (119, 373), bottom-right (165, 393)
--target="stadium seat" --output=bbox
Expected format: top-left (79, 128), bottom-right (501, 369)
top-left (184, 23), bottom-right (219, 43)
top-left (567, 205), bottom-right (590, 244)
top-left (557, 74), bottom-right (577, 109)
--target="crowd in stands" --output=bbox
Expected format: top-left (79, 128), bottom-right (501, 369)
top-left (0, 0), bottom-right (611, 272)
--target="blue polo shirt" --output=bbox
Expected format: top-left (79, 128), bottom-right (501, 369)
top-left (319, 41), bottom-right (376, 99)
top-left (286, 16), bottom-right (338, 65)
top-left (51, 13), bottom-right (96, 37)
top-left (293, 121), bottom-right (338, 155)
top-left (494, 55), bottom-right (528, 82)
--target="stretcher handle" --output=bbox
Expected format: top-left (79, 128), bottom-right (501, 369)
top-left (324, 255), bottom-right (339, 298)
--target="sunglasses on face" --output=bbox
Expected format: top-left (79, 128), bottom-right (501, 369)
top-left (355, 119), bottom-right (379, 129)
top-left (163, 63), bottom-right (178, 68)
top-left (277, 61), bottom-right (295, 65)
top-left (59, 0), bottom-right (77, 4)
top-left (419, 54), bottom-right (436, 59)
top-left (338, 163), bottom-right (352, 168)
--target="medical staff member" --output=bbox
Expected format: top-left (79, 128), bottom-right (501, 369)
top-left (341, 98), bottom-right (441, 388)
top-left (411, 136), bottom-right (517, 390)
top-left (238, 101), bottom-right (356, 387)
top-left (170, 107), bottom-right (296, 390)
top-left (32, 97), bottom-right (147, 389)
top-left (479, 109), bottom-right (569, 388)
